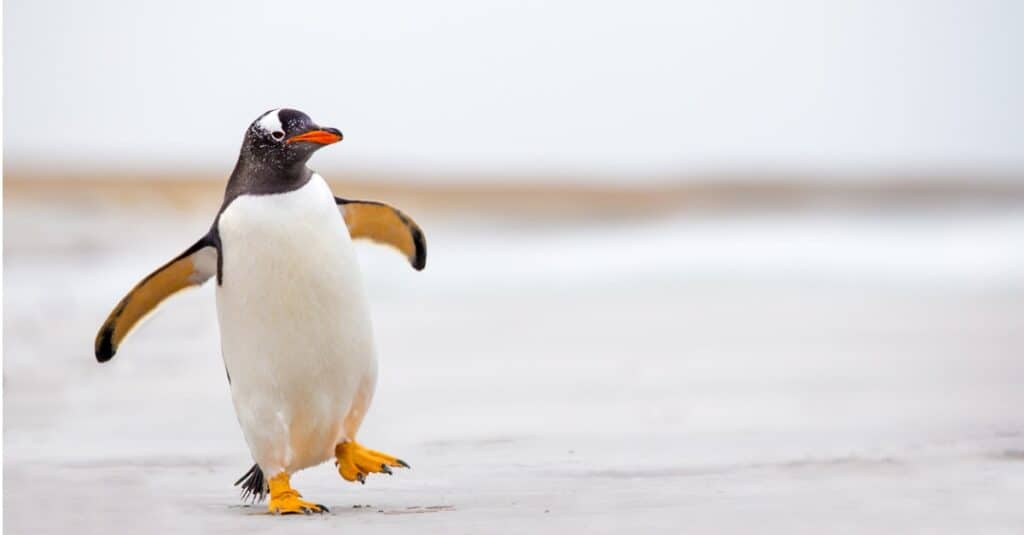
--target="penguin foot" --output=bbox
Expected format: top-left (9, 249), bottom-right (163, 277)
top-left (267, 472), bottom-right (329, 515)
top-left (335, 441), bottom-right (410, 484)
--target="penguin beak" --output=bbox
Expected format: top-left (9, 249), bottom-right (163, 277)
top-left (285, 127), bottom-right (343, 145)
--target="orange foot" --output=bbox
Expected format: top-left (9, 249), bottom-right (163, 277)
top-left (335, 441), bottom-right (410, 484)
top-left (267, 472), bottom-right (329, 515)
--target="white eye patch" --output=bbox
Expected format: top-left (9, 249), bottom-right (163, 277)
top-left (257, 109), bottom-right (285, 139)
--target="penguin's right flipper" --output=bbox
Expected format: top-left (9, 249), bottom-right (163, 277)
top-left (94, 233), bottom-right (219, 362)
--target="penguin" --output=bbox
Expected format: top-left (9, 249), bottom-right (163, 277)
top-left (94, 108), bottom-right (426, 515)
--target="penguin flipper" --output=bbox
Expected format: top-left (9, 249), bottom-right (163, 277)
top-left (335, 198), bottom-right (426, 271)
top-left (94, 234), bottom-right (219, 362)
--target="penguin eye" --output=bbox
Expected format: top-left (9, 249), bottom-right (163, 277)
top-left (272, 130), bottom-right (285, 141)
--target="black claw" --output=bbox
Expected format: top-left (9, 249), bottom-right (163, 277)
top-left (316, 504), bottom-right (330, 513)
top-left (381, 464), bottom-right (392, 475)
top-left (357, 473), bottom-right (366, 485)
top-left (397, 459), bottom-right (410, 468)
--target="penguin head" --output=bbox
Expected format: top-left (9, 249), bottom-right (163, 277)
top-left (241, 108), bottom-right (343, 167)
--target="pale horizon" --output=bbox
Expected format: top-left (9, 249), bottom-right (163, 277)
top-left (5, 0), bottom-right (1024, 179)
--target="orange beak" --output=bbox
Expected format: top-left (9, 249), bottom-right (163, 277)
top-left (285, 129), bottom-right (343, 145)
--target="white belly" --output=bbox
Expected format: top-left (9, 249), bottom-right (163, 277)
top-left (215, 174), bottom-right (377, 476)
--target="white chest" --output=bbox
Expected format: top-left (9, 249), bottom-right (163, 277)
top-left (216, 174), bottom-right (364, 304)
top-left (213, 174), bottom-right (378, 473)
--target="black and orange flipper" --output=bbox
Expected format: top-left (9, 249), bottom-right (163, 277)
top-left (335, 198), bottom-right (426, 271)
top-left (94, 234), bottom-right (219, 362)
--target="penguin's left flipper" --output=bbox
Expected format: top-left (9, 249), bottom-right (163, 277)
top-left (336, 198), bottom-right (426, 271)
top-left (94, 233), bottom-right (219, 362)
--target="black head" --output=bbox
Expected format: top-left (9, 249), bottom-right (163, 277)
top-left (222, 109), bottom-right (343, 207)
top-left (240, 108), bottom-right (343, 169)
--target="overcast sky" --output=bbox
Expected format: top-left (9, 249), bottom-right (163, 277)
top-left (5, 0), bottom-right (1023, 177)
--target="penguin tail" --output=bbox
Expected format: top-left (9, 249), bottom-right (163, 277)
top-left (234, 463), bottom-right (268, 503)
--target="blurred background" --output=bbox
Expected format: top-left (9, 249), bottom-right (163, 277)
top-left (4, 1), bottom-right (1024, 533)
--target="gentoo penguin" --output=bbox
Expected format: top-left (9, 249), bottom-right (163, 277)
top-left (94, 108), bottom-right (426, 514)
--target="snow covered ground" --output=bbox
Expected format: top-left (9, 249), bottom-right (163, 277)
top-left (4, 196), bottom-right (1024, 533)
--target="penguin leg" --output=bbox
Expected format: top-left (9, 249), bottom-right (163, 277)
top-left (335, 441), bottom-right (410, 484)
top-left (266, 472), bottom-right (329, 515)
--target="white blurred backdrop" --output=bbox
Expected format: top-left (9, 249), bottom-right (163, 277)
top-left (4, 2), bottom-right (1024, 534)
top-left (5, 0), bottom-right (1024, 176)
